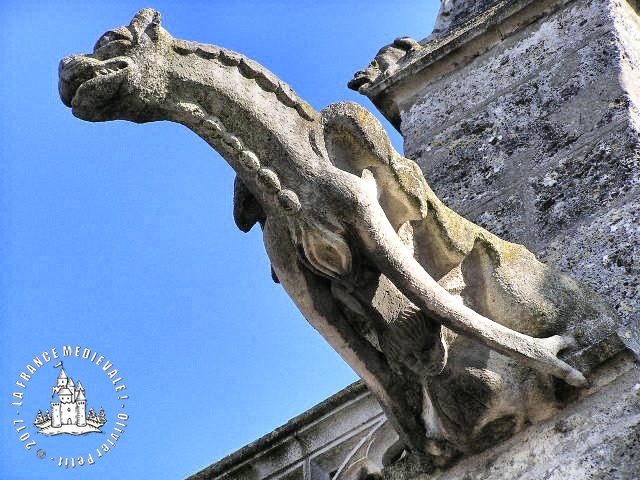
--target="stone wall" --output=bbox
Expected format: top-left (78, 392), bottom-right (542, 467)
top-left (375, 0), bottom-right (640, 321)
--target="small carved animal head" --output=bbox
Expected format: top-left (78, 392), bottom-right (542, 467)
top-left (59, 9), bottom-right (170, 122)
top-left (381, 307), bottom-right (448, 379)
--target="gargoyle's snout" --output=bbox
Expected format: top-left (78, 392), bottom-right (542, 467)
top-left (59, 54), bottom-right (130, 112)
top-left (59, 55), bottom-right (90, 107)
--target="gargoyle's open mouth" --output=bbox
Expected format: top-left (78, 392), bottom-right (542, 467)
top-left (59, 55), bottom-right (130, 109)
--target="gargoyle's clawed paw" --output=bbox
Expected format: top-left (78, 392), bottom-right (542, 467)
top-left (541, 334), bottom-right (577, 355)
top-left (562, 367), bottom-right (588, 388)
top-left (535, 336), bottom-right (586, 387)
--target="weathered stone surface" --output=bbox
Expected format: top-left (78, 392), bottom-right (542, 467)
top-left (349, 0), bottom-right (640, 477)
top-left (60, 5), bottom-right (634, 476)
top-left (387, 355), bottom-right (640, 480)
top-left (351, 0), bottom-right (640, 320)
top-left (432, 0), bottom-right (506, 37)
top-left (349, 0), bottom-right (576, 127)
top-left (398, 0), bottom-right (640, 322)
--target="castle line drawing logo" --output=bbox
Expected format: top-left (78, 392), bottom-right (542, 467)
top-left (10, 345), bottom-right (130, 470)
top-left (33, 361), bottom-right (107, 436)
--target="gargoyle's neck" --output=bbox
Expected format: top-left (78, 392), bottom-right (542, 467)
top-left (161, 38), bottom-right (325, 199)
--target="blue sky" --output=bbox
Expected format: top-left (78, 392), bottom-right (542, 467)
top-left (1, 2), bottom-right (439, 478)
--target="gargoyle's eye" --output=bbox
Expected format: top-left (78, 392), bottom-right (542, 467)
top-left (93, 27), bottom-right (133, 57)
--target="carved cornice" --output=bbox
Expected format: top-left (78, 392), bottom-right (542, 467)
top-left (187, 381), bottom-right (374, 479)
top-left (349, 0), bottom-right (576, 129)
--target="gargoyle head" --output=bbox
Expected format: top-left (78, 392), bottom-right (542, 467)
top-left (59, 8), bottom-right (171, 123)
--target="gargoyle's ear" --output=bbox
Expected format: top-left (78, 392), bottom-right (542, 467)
top-left (322, 101), bottom-right (426, 229)
top-left (130, 8), bottom-right (162, 43)
top-left (321, 101), bottom-right (393, 173)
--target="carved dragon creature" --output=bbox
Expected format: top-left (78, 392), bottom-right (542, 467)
top-left (60, 9), bottom-right (618, 470)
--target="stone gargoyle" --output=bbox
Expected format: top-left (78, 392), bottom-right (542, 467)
top-left (59, 9), bottom-right (621, 473)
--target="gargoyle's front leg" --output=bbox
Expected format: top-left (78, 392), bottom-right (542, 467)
top-left (352, 195), bottom-right (587, 387)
